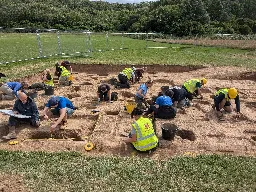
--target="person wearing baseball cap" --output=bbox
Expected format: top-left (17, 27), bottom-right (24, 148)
top-left (43, 96), bottom-right (75, 129)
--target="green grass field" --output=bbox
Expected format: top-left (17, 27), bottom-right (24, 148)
top-left (0, 33), bottom-right (255, 83)
top-left (0, 151), bottom-right (255, 192)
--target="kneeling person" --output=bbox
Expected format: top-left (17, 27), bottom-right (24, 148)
top-left (2, 92), bottom-right (40, 140)
top-left (124, 108), bottom-right (158, 152)
top-left (214, 88), bottom-right (240, 118)
top-left (166, 86), bottom-right (187, 108)
top-left (145, 92), bottom-right (176, 119)
top-left (43, 96), bottom-right (75, 130)
top-left (97, 84), bottom-right (111, 102)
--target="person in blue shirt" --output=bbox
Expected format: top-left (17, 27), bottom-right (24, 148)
top-left (135, 80), bottom-right (153, 109)
top-left (145, 90), bottom-right (176, 119)
top-left (0, 81), bottom-right (28, 100)
top-left (43, 96), bottom-right (75, 130)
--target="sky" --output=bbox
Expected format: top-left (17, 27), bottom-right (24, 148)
top-left (90, 0), bottom-right (158, 4)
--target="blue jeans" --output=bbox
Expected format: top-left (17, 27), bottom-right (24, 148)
top-left (51, 108), bottom-right (74, 117)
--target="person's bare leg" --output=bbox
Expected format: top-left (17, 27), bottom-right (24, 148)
top-left (224, 105), bottom-right (233, 113)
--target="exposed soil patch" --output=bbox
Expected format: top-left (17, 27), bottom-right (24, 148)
top-left (0, 103), bottom-right (13, 109)
top-left (66, 93), bottom-right (81, 99)
top-left (0, 173), bottom-right (27, 192)
top-left (176, 129), bottom-right (196, 141)
top-left (212, 71), bottom-right (256, 81)
top-left (0, 64), bottom-right (255, 158)
top-left (245, 101), bottom-right (256, 110)
top-left (153, 79), bottom-right (173, 84)
top-left (244, 130), bottom-right (256, 134)
top-left (72, 64), bottom-right (205, 74)
top-left (80, 82), bottom-right (93, 85)
top-left (207, 133), bottom-right (226, 138)
top-left (120, 91), bottom-right (135, 98)
top-left (30, 129), bottom-right (83, 140)
top-left (105, 111), bottom-right (119, 115)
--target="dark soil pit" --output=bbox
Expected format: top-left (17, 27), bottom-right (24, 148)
top-left (120, 91), bottom-right (135, 98)
top-left (207, 133), bottom-right (225, 138)
top-left (231, 114), bottom-right (249, 121)
top-left (244, 130), bottom-right (256, 134)
top-left (29, 129), bottom-right (84, 141)
top-left (201, 88), bottom-right (213, 94)
top-left (105, 111), bottom-right (119, 115)
top-left (245, 101), bottom-right (256, 110)
top-left (80, 82), bottom-right (93, 85)
top-left (238, 72), bottom-right (256, 81)
top-left (91, 77), bottom-right (99, 80)
top-left (104, 78), bottom-right (118, 85)
top-left (0, 104), bottom-right (13, 109)
top-left (212, 72), bottom-right (256, 81)
top-left (83, 104), bottom-right (97, 109)
top-left (66, 93), bottom-right (81, 99)
top-left (71, 64), bottom-right (205, 74)
top-left (176, 129), bottom-right (196, 141)
top-left (72, 85), bottom-right (81, 92)
top-left (98, 74), bottom-right (109, 76)
top-left (86, 114), bottom-right (100, 120)
top-left (0, 125), bottom-right (7, 136)
top-left (251, 136), bottom-right (256, 141)
top-left (197, 100), bottom-right (211, 105)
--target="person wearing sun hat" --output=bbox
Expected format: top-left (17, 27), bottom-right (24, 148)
top-left (97, 83), bottom-right (111, 102)
top-left (43, 96), bottom-right (75, 129)
top-left (213, 88), bottom-right (240, 119)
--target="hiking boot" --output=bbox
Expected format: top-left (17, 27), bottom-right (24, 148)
top-left (2, 133), bottom-right (17, 140)
top-left (2, 126), bottom-right (17, 140)
top-left (2, 126), bottom-right (16, 140)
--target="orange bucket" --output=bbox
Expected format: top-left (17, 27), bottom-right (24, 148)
top-left (126, 102), bottom-right (136, 114)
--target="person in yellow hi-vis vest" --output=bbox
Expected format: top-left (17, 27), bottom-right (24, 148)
top-left (213, 88), bottom-right (241, 119)
top-left (28, 69), bottom-right (54, 90)
top-left (116, 67), bottom-right (136, 88)
top-left (55, 63), bottom-right (71, 86)
top-left (124, 108), bottom-right (158, 153)
top-left (42, 69), bottom-right (54, 87)
top-left (182, 78), bottom-right (207, 102)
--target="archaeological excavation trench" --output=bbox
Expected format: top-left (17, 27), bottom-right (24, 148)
top-left (0, 64), bottom-right (255, 158)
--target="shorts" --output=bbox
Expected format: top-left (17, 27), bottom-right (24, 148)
top-left (51, 108), bottom-right (74, 117)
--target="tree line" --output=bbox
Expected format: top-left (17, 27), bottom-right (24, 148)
top-left (0, 0), bottom-right (256, 36)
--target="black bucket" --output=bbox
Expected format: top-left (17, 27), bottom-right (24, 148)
top-left (45, 86), bottom-right (54, 95)
top-left (27, 91), bottom-right (38, 99)
top-left (161, 123), bottom-right (179, 141)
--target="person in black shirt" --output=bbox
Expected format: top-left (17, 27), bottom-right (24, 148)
top-left (97, 84), bottom-right (111, 102)
top-left (166, 86), bottom-right (187, 109)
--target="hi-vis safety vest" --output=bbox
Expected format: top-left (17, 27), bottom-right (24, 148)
top-left (44, 74), bottom-right (54, 86)
top-left (183, 79), bottom-right (200, 93)
top-left (215, 88), bottom-right (230, 101)
top-left (121, 68), bottom-right (133, 80)
top-left (60, 66), bottom-right (70, 77)
top-left (132, 117), bottom-right (158, 151)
